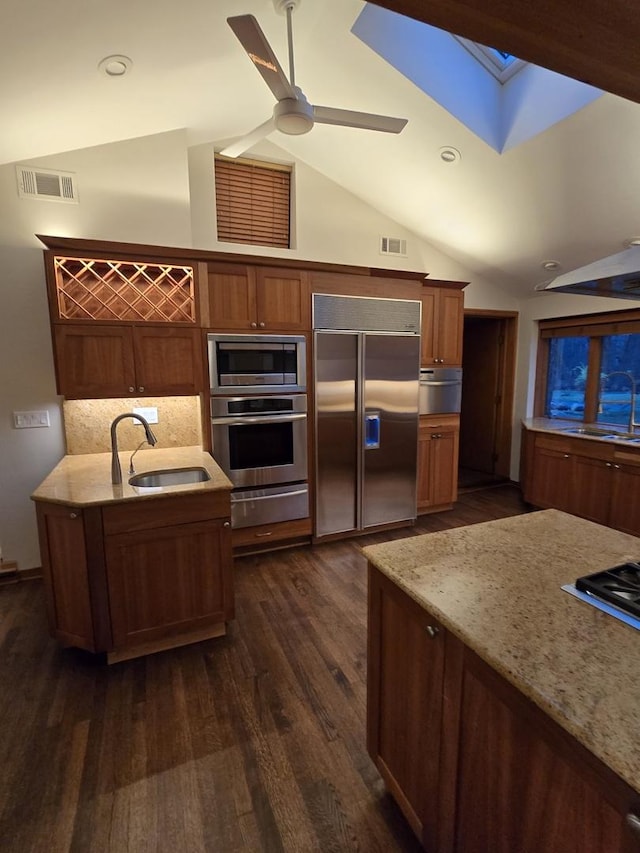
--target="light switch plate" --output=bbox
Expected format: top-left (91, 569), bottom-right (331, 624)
top-left (132, 406), bottom-right (159, 425)
top-left (14, 410), bottom-right (50, 428)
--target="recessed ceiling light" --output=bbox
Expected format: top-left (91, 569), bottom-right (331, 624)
top-left (624, 237), bottom-right (640, 247)
top-left (439, 146), bottom-right (461, 164)
top-left (542, 260), bottom-right (560, 271)
top-left (98, 55), bottom-right (132, 77)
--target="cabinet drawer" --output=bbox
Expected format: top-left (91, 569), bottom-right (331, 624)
top-left (232, 516), bottom-right (312, 548)
top-left (103, 491), bottom-right (230, 535)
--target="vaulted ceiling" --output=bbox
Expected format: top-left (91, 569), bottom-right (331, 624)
top-left (3, 0), bottom-right (640, 296)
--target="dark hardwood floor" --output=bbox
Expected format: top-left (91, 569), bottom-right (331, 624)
top-left (0, 485), bottom-right (528, 853)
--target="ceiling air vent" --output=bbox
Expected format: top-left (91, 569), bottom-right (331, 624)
top-left (380, 236), bottom-right (407, 257)
top-left (16, 166), bottom-right (78, 203)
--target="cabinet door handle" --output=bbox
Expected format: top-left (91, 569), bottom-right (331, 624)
top-left (128, 386), bottom-right (135, 393)
top-left (626, 813), bottom-right (640, 836)
top-left (259, 321), bottom-right (265, 328)
top-left (69, 512), bottom-right (78, 519)
top-left (426, 625), bottom-right (439, 638)
top-left (223, 521), bottom-right (230, 528)
top-left (250, 322), bottom-right (257, 328)
top-left (614, 464), bottom-right (621, 469)
top-left (606, 462), bottom-right (612, 468)
top-left (138, 386), bottom-right (145, 393)
top-left (563, 454), bottom-right (570, 458)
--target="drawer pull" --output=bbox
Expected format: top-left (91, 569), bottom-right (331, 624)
top-left (426, 625), bottom-right (439, 639)
top-left (69, 512), bottom-right (78, 519)
top-left (255, 531), bottom-right (273, 538)
top-left (223, 521), bottom-right (230, 528)
top-left (626, 813), bottom-right (640, 836)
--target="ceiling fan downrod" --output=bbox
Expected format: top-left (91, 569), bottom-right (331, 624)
top-left (273, 0), bottom-right (301, 87)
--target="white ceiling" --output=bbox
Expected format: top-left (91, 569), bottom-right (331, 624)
top-left (4, 0), bottom-right (640, 295)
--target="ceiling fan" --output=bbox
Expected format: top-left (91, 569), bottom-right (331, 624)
top-left (219, 0), bottom-right (408, 158)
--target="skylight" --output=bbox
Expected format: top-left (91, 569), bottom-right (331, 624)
top-left (454, 36), bottom-right (527, 83)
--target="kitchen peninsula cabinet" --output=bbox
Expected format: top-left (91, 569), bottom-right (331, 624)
top-left (522, 426), bottom-right (640, 536)
top-left (205, 262), bottom-right (310, 331)
top-left (53, 324), bottom-right (202, 399)
top-left (364, 512), bottom-right (640, 853)
top-left (420, 283), bottom-right (464, 367)
top-left (32, 448), bottom-right (234, 663)
top-left (367, 571), bottom-right (445, 846)
top-left (417, 414), bottom-right (459, 513)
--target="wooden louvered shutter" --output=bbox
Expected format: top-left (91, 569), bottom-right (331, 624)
top-left (214, 156), bottom-right (291, 249)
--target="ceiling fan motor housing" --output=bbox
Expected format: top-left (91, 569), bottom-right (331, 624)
top-left (274, 91), bottom-right (314, 135)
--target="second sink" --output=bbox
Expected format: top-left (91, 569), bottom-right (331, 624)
top-left (129, 467), bottom-right (211, 488)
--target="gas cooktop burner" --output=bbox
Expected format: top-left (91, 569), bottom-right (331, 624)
top-left (576, 562), bottom-right (640, 618)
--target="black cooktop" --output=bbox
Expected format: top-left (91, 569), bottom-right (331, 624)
top-left (576, 562), bottom-right (640, 619)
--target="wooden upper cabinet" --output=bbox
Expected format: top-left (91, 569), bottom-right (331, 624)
top-left (54, 324), bottom-right (136, 398)
top-left (54, 324), bottom-right (202, 398)
top-left (206, 262), bottom-right (310, 331)
top-left (421, 285), bottom-right (464, 366)
top-left (133, 326), bottom-right (202, 395)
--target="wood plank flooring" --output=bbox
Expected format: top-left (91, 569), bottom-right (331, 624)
top-left (0, 485), bottom-right (528, 853)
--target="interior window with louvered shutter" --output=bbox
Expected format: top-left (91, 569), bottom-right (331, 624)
top-left (214, 155), bottom-right (291, 249)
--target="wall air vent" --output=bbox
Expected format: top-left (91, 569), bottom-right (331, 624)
top-left (380, 236), bottom-right (407, 257)
top-left (16, 166), bottom-right (78, 203)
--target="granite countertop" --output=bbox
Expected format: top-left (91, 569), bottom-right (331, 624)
top-left (362, 509), bottom-right (640, 794)
top-left (522, 416), bottom-right (640, 446)
top-left (31, 446), bottom-right (232, 507)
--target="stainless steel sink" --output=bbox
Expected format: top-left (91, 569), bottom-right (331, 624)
top-left (562, 427), bottom-right (621, 438)
top-left (128, 467), bottom-right (211, 488)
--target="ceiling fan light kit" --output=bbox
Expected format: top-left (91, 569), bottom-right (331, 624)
top-left (220, 1), bottom-right (407, 158)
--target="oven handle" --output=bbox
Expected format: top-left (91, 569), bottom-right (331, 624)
top-left (231, 488), bottom-right (308, 504)
top-left (211, 413), bottom-right (307, 426)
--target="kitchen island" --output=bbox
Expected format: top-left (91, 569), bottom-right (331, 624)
top-left (363, 509), bottom-right (640, 853)
top-left (32, 446), bottom-right (234, 662)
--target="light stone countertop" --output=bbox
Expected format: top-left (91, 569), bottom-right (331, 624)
top-left (362, 509), bottom-right (640, 794)
top-left (522, 416), bottom-right (640, 445)
top-left (31, 446), bottom-right (232, 507)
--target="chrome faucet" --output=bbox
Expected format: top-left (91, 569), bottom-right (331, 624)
top-left (602, 371), bottom-right (639, 433)
top-left (110, 413), bottom-right (157, 485)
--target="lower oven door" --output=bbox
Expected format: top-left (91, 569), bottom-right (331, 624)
top-left (231, 483), bottom-right (309, 529)
top-left (211, 411), bottom-right (308, 487)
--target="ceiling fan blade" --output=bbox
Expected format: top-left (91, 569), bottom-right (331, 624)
top-left (313, 105), bottom-right (408, 134)
top-left (219, 118), bottom-right (277, 159)
top-left (227, 15), bottom-right (295, 102)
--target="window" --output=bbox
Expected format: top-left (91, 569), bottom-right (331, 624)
top-left (214, 155), bottom-right (291, 249)
top-left (545, 336), bottom-right (590, 420)
top-left (537, 310), bottom-right (640, 429)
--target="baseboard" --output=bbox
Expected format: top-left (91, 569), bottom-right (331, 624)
top-left (0, 563), bottom-right (42, 586)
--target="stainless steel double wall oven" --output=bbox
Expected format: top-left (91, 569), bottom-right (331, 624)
top-left (208, 334), bottom-right (309, 529)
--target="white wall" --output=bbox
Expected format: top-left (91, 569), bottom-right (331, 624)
top-left (0, 130), bottom-right (192, 570)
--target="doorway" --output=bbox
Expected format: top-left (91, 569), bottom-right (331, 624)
top-left (459, 310), bottom-right (518, 491)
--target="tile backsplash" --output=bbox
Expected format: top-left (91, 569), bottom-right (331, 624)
top-left (63, 396), bottom-right (203, 454)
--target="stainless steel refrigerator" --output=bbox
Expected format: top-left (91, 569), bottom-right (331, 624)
top-left (313, 294), bottom-right (421, 537)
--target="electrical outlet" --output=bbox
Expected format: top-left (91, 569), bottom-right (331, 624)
top-left (13, 410), bottom-right (50, 429)
top-left (132, 406), bottom-right (158, 425)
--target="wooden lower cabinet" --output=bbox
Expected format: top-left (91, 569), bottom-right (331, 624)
top-left (418, 415), bottom-right (459, 514)
top-left (367, 571), bottom-right (445, 847)
top-left (34, 491), bottom-right (233, 661)
top-left (522, 428), bottom-right (640, 536)
top-left (367, 566), bottom-right (640, 853)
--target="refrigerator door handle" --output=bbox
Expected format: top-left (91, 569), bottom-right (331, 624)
top-left (364, 411), bottom-right (381, 450)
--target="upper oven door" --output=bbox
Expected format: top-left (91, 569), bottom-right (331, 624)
top-left (208, 333), bottom-right (306, 394)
